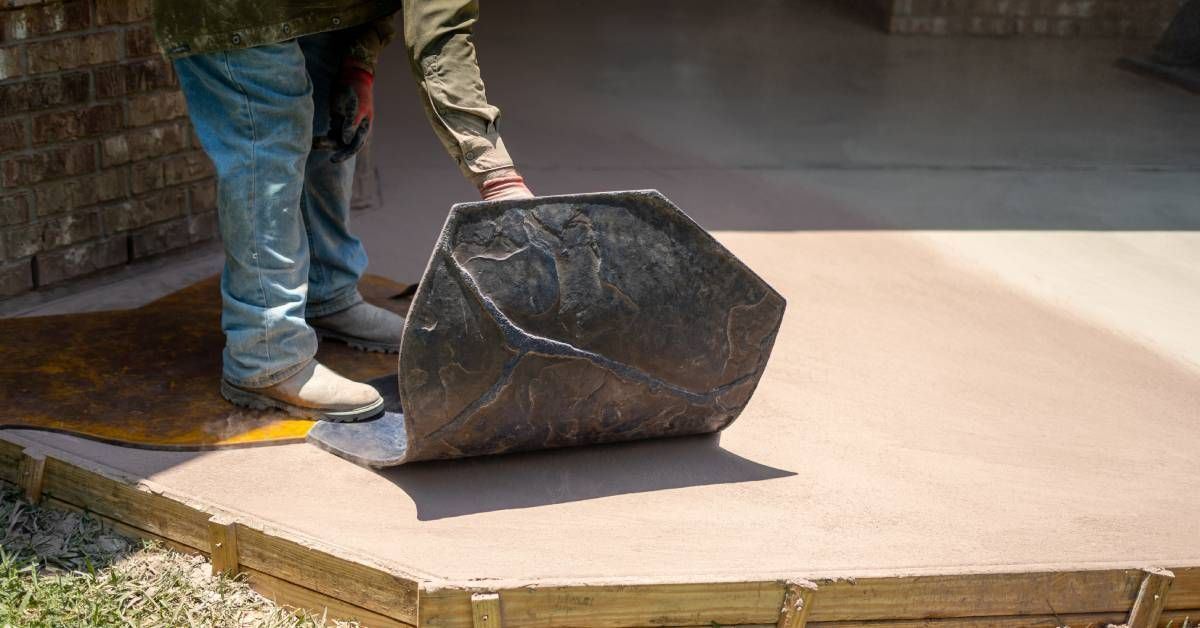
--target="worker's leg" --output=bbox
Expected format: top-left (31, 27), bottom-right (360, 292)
top-left (297, 31), bottom-right (367, 318)
top-left (294, 30), bottom-right (406, 353)
top-left (174, 43), bottom-right (317, 388)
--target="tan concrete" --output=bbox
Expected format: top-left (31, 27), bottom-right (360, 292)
top-left (5, 0), bottom-right (1199, 587)
top-left (9, 228), bottom-right (1199, 584)
top-left (916, 230), bottom-right (1200, 370)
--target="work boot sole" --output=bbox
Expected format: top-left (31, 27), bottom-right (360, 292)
top-left (313, 328), bottom-right (399, 354)
top-left (220, 380), bottom-right (384, 423)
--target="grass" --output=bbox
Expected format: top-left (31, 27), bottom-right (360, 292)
top-left (0, 484), bottom-right (357, 627)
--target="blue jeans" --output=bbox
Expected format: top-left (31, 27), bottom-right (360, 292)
top-left (175, 32), bottom-right (368, 388)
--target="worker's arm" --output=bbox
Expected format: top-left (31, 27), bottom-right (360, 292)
top-left (402, 0), bottom-right (532, 199)
top-left (329, 15), bottom-right (398, 163)
top-left (345, 14), bottom-right (398, 74)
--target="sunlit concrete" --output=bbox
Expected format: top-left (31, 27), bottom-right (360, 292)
top-left (10, 227), bottom-right (1200, 582)
top-left (4, 0), bottom-right (1199, 584)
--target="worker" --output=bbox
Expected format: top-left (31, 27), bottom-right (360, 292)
top-left (152, 1), bottom-right (532, 421)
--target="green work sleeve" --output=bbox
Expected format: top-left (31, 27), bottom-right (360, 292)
top-left (346, 13), bottom-right (399, 74)
top-left (402, 0), bottom-right (515, 182)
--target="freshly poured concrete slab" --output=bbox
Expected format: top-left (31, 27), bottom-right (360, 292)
top-left (6, 0), bottom-right (1199, 587)
top-left (8, 229), bottom-right (1199, 584)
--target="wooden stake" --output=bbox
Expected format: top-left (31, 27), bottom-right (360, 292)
top-left (471, 592), bottom-right (503, 628)
top-left (1126, 567), bottom-right (1174, 628)
top-left (17, 450), bottom-right (46, 504)
top-left (207, 514), bottom-right (240, 577)
top-left (777, 579), bottom-right (818, 628)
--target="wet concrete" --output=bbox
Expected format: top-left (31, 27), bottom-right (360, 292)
top-left (3, 0), bottom-right (1199, 583)
top-left (9, 228), bottom-right (1200, 581)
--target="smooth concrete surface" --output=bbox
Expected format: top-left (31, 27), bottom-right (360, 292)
top-left (8, 228), bottom-right (1200, 583)
top-left (3, 0), bottom-right (1199, 584)
top-left (358, 0), bottom-right (1200, 282)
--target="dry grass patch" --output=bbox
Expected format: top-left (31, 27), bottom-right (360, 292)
top-left (0, 485), bottom-right (357, 627)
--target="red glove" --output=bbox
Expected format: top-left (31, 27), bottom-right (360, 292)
top-left (329, 63), bottom-right (374, 163)
top-left (479, 172), bottom-right (534, 201)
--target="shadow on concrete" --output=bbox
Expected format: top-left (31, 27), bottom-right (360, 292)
top-left (379, 433), bottom-right (794, 521)
top-left (325, 364), bottom-right (794, 521)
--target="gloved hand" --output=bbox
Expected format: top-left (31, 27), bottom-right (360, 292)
top-left (329, 62), bottom-right (374, 163)
top-left (477, 168), bottom-right (534, 201)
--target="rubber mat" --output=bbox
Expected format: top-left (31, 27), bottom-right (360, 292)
top-left (0, 275), bottom-right (412, 450)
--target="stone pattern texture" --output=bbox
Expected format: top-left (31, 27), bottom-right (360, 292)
top-left (397, 190), bottom-right (786, 463)
top-left (872, 0), bottom-right (1180, 37)
top-left (0, 0), bottom-right (218, 299)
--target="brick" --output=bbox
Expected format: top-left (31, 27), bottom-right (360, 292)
top-left (881, 0), bottom-right (1172, 36)
top-left (162, 151), bottom-right (212, 185)
top-left (94, 0), bottom-right (151, 25)
top-left (105, 187), bottom-right (185, 231)
top-left (31, 103), bottom-right (123, 144)
top-left (33, 169), bottom-right (125, 215)
top-left (26, 32), bottom-right (121, 74)
top-left (101, 122), bottom-right (188, 167)
top-left (0, 117), bottom-right (27, 152)
top-left (1, 142), bottom-right (96, 186)
top-left (137, 122), bottom-right (191, 160)
top-left (0, 258), bottom-right (33, 297)
top-left (0, 45), bottom-right (21, 79)
top-left (186, 125), bottom-right (203, 148)
top-left (130, 215), bottom-right (190, 258)
top-left (4, 209), bottom-right (101, 258)
top-left (130, 159), bottom-right (163, 194)
top-left (0, 71), bottom-right (89, 113)
top-left (124, 25), bottom-right (160, 58)
top-left (0, 1), bottom-right (90, 43)
top-left (35, 235), bottom-right (127, 285)
top-left (124, 57), bottom-right (176, 91)
top-left (0, 193), bottom-right (32, 227)
top-left (1053, 17), bottom-right (1080, 35)
top-left (127, 91), bottom-right (187, 126)
top-left (1, 0), bottom-right (55, 8)
top-left (92, 64), bottom-right (125, 99)
top-left (100, 134), bottom-right (129, 167)
top-left (90, 168), bottom-right (128, 203)
top-left (95, 58), bottom-right (176, 98)
top-left (188, 210), bottom-right (218, 242)
top-left (188, 179), bottom-right (217, 212)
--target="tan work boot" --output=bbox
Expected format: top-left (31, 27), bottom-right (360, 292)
top-left (310, 302), bottom-right (405, 353)
top-left (221, 360), bottom-right (383, 422)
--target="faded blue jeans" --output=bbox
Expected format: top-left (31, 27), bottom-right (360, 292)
top-left (175, 31), bottom-right (368, 388)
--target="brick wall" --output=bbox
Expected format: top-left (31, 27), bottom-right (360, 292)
top-left (0, 0), bottom-right (216, 300)
top-left (879, 0), bottom-right (1181, 36)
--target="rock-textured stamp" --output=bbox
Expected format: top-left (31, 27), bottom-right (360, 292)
top-left (309, 190), bottom-right (786, 466)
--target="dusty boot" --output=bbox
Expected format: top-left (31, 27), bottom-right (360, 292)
top-left (221, 360), bottom-right (383, 422)
top-left (310, 302), bottom-right (405, 353)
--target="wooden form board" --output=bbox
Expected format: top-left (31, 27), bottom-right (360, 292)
top-left (1, 437), bottom-right (1197, 628)
top-left (0, 438), bottom-right (419, 627)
